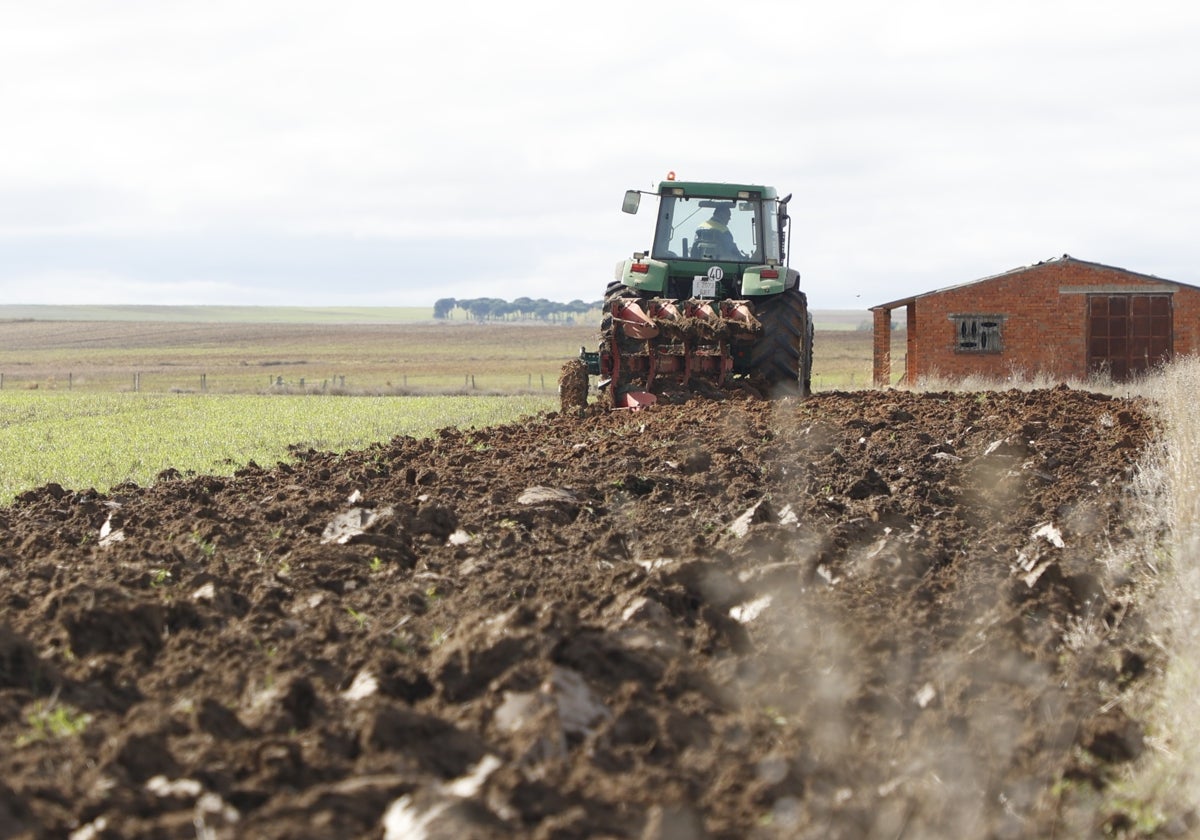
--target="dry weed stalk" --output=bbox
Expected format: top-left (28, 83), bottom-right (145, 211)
top-left (1109, 355), bottom-right (1200, 829)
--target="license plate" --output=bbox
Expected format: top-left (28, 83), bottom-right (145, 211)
top-left (692, 277), bottom-right (717, 298)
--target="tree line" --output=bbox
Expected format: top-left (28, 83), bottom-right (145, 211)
top-left (433, 297), bottom-right (603, 323)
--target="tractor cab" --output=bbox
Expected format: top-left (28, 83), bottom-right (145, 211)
top-left (652, 195), bottom-right (776, 264)
top-left (624, 180), bottom-right (787, 270)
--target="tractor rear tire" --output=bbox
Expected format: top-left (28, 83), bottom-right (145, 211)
top-left (750, 287), bottom-right (811, 398)
top-left (600, 280), bottom-right (638, 331)
top-left (599, 280), bottom-right (639, 404)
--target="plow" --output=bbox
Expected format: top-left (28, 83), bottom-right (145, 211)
top-left (598, 295), bottom-right (762, 407)
top-left (568, 174), bottom-right (813, 409)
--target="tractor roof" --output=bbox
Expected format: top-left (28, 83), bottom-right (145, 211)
top-left (656, 181), bottom-right (779, 200)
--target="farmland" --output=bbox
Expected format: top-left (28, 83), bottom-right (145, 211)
top-left (0, 310), bottom-right (887, 395)
top-left (1, 370), bottom-right (1195, 837)
top-left (0, 311), bottom-right (889, 501)
top-left (0, 307), bottom-right (1197, 837)
top-left (0, 392), bottom-right (555, 505)
top-left (0, 320), bottom-right (594, 395)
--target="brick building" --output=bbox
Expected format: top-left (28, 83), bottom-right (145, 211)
top-left (870, 255), bottom-right (1200, 387)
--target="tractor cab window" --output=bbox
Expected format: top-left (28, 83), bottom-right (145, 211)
top-left (651, 195), bottom-right (775, 263)
top-left (762, 198), bottom-right (782, 262)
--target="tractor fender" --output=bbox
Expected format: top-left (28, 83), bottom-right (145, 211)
top-left (740, 266), bottom-right (800, 296)
top-left (616, 257), bottom-right (668, 294)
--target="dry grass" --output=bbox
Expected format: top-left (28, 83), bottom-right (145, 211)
top-left (899, 367), bottom-right (1148, 399)
top-left (0, 320), bottom-right (880, 394)
top-left (809, 330), bottom-right (892, 390)
top-left (1110, 356), bottom-right (1200, 830)
top-left (0, 321), bottom-right (599, 395)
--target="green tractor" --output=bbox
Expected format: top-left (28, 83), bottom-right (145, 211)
top-left (579, 175), bottom-right (812, 408)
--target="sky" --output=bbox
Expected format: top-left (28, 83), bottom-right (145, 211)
top-left (2, 0), bottom-right (1198, 310)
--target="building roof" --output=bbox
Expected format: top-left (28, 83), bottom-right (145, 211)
top-left (870, 254), bottom-right (1194, 311)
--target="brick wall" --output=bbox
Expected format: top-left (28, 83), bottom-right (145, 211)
top-left (872, 308), bottom-right (891, 385)
top-left (903, 259), bottom-right (1200, 383)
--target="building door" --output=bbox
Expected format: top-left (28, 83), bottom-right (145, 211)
top-left (1087, 294), bottom-right (1173, 380)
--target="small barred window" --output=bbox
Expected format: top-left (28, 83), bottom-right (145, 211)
top-left (953, 315), bottom-right (1003, 353)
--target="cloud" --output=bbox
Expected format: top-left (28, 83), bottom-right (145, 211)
top-left (2, 1), bottom-right (1199, 307)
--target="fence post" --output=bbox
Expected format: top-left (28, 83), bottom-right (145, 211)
top-left (201, 373), bottom-right (207, 392)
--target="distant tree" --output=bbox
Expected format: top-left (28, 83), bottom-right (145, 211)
top-left (434, 296), bottom-right (601, 323)
top-left (512, 297), bottom-right (535, 320)
top-left (532, 300), bottom-right (556, 322)
top-left (488, 299), bottom-right (514, 321)
top-left (459, 298), bottom-right (487, 321)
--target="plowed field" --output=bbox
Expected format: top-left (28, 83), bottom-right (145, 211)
top-left (0, 387), bottom-right (1162, 838)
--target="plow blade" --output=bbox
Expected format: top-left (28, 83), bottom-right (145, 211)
top-left (602, 297), bottom-right (762, 409)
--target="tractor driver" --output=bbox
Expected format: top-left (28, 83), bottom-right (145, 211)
top-left (694, 204), bottom-right (742, 260)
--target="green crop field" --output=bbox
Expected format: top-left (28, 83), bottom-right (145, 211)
top-left (0, 391), bottom-right (556, 505)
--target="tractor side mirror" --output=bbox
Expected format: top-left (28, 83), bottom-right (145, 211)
top-left (621, 190), bottom-right (641, 214)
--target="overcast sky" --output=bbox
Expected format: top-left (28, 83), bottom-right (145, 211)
top-left (2, 1), bottom-right (1198, 310)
